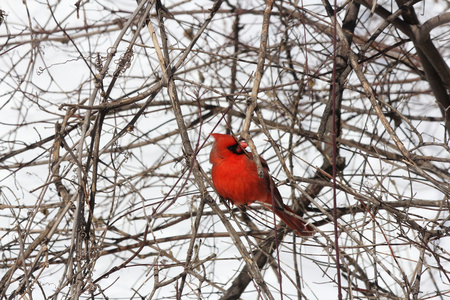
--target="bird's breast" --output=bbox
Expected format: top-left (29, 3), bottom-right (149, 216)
top-left (211, 157), bottom-right (269, 206)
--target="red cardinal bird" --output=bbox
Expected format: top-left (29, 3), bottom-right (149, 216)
top-left (209, 133), bottom-right (314, 236)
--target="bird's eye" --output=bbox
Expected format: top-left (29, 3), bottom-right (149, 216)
top-left (227, 144), bottom-right (245, 155)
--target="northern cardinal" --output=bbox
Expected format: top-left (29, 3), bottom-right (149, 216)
top-left (209, 133), bottom-right (314, 236)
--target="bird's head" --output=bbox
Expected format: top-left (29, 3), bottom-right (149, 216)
top-left (210, 133), bottom-right (248, 163)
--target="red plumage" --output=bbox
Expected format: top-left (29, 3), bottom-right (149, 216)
top-left (209, 133), bottom-right (314, 237)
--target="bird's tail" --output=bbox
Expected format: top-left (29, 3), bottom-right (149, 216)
top-left (274, 205), bottom-right (315, 237)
